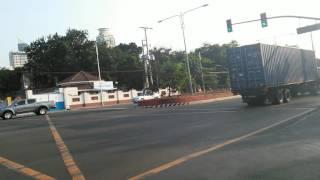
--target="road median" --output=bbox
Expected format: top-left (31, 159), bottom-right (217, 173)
top-left (138, 91), bottom-right (239, 108)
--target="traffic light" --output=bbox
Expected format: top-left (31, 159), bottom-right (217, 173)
top-left (226, 19), bottom-right (232, 32)
top-left (260, 13), bottom-right (268, 27)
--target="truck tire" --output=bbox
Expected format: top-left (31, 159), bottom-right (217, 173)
top-left (2, 111), bottom-right (13, 120)
top-left (310, 86), bottom-right (318, 95)
top-left (272, 89), bottom-right (284, 105)
top-left (283, 89), bottom-right (291, 103)
top-left (37, 107), bottom-right (48, 115)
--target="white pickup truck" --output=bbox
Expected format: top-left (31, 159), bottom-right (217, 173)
top-left (132, 90), bottom-right (160, 103)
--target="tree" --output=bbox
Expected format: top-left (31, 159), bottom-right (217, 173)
top-left (0, 68), bottom-right (22, 98)
top-left (25, 29), bottom-right (144, 90)
top-left (194, 41), bottom-right (239, 89)
top-left (25, 30), bottom-right (97, 88)
top-left (150, 41), bottom-right (239, 93)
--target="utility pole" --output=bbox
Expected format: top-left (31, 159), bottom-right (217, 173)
top-left (140, 27), bottom-right (153, 88)
top-left (95, 42), bottom-right (104, 106)
top-left (310, 32), bottom-right (315, 52)
top-left (179, 13), bottom-right (194, 95)
top-left (198, 52), bottom-right (206, 93)
top-left (141, 40), bottom-right (149, 89)
top-left (158, 4), bottom-right (208, 95)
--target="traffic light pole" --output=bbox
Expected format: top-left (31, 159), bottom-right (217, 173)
top-left (231, 15), bottom-right (320, 26)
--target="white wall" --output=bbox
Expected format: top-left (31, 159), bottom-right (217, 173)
top-left (26, 87), bottom-right (179, 110)
top-left (26, 89), bottom-right (64, 102)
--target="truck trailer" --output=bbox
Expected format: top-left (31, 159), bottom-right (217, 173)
top-left (227, 43), bottom-right (320, 105)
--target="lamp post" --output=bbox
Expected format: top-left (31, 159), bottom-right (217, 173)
top-left (158, 4), bottom-right (208, 95)
top-left (95, 41), bottom-right (104, 106)
top-left (24, 85), bottom-right (29, 99)
top-left (115, 81), bottom-right (119, 104)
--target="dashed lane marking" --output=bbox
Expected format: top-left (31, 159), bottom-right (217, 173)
top-left (129, 108), bottom-right (316, 180)
top-left (0, 156), bottom-right (55, 180)
top-left (45, 115), bottom-right (86, 180)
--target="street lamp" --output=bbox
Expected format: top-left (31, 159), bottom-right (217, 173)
top-left (95, 41), bottom-right (104, 106)
top-left (115, 81), bottom-right (119, 104)
top-left (158, 4), bottom-right (208, 95)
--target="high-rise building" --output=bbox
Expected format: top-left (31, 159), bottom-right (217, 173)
top-left (9, 43), bottom-right (29, 69)
top-left (18, 43), bottom-right (28, 52)
top-left (9, 51), bottom-right (28, 68)
top-left (96, 28), bottom-right (116, 48)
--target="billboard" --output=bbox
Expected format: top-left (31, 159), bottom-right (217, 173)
top-left (93, 81), bottom-right (114, 90)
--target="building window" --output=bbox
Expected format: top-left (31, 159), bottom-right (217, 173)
top-left (107, 90), bottom-right (115, 93)
top-left (123, 94), bottom-right (129, 98)
top-left (72, 98), bottom-right (80, 102)
top-left (108, 95), bottom-right (115, 99)
top-left (91, 96), bottom-right (98, 100)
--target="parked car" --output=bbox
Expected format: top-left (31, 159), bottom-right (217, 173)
top-left (0, 99), bottom-right (56, 120)
top-left (132, 90), bottom-right (160, 103)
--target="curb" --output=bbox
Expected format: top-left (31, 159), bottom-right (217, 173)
top-left (138, 95), bottom-right (241, 108)
top-left (189, 95), bottom-right (241, 105)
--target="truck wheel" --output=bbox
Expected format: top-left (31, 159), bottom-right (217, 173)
top-left (283, 89), bottom-right (291, 103)
top-left (310, 87), bottom-right (318, 96)
top-left (3, 111), bottom-right (13, 120)
top-left (272, 90), bottom-right (284, 105)
top-left (38, 107), bottom-right (48, 115)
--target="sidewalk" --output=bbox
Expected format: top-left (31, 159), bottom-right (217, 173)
top-left (49, 94), bottom-right (241, 113)
top-left (71, 102), bottom-right (133, 111)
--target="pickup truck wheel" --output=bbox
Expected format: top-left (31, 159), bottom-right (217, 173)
top-left (3, 111), bottom-right (13, 120)
top-left (38, 107), bottom-right (48, 115)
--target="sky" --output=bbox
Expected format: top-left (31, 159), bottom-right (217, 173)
top-left (1, 0), bottom-right (320, 67)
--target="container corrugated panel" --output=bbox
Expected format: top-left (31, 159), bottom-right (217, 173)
top-left (228, 44), bottom-right (266, 91)
top-left (228, 43), bottom-right (318, 93)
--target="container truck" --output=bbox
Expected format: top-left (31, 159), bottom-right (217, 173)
top-left (227, 43), bottom-right (319, 105)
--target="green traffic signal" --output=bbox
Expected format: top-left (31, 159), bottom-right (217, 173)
top-left (226, 19), bottom-right (232, 32)
top-left (260, 13), bottom-right (268, 27)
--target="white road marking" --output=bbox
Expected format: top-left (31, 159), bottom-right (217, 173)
top-left (129, 108), bottom-right (316, 180)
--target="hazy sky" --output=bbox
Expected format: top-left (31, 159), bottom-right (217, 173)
top-left (1, 0), bottom-right (320, 67)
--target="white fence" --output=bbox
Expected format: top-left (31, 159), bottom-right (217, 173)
top-left (26, 87), bottom-right (179, 110)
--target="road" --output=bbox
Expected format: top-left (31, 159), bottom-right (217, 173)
top-left (1, 96), bottom-right (320, 180)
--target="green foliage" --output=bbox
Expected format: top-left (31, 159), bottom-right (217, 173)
top-left (25, 29), bottom-right (143, 89)
top-left (0, 68), bottom-right (22, 98)
top-left (23, 28), bottom-right (238, 92)
top-left (150, 41), bottom-right (239, 92)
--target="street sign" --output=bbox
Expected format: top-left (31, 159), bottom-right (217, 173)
top-left (297, 23), bottom-right (320, 34)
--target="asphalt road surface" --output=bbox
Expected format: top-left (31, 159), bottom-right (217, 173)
top-left (1, 95), bottom-right (320, 180)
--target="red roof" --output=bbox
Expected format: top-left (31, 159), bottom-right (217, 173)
top-left (58, 71), bottom-right (101, 85)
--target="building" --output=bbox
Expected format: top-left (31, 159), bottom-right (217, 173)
top-left (9, 42), bottom-right (29, 69)
top-left (9, 51), bottom-right (28, 68)
top-left (96, 28), bottom-right (116, 48)
top-left (57, 71), bottom-right (114, 91)
top-left (18, 43), bottom-right (28, 51)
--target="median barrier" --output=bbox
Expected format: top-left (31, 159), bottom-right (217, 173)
top-left (137, 91), bottom-right (233, 108)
